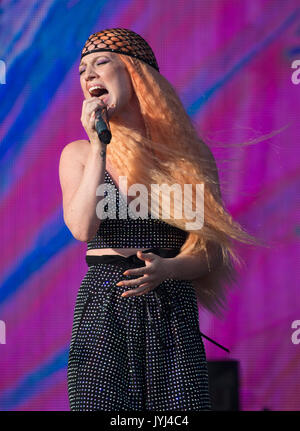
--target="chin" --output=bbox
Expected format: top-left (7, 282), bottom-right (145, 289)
top-left (107, 102), bottom-right (117, 118)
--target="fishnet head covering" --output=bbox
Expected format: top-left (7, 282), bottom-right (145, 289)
top-left (81, 27), bottom-right (159, 72)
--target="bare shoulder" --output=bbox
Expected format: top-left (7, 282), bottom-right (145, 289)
top-left (59, 139), bottom-right (90, 166)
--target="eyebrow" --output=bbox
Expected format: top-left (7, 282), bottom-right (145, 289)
top-left (79, 54), bottom-right (110, 68)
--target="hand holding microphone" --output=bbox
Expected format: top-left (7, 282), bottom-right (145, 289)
top-left (81, 97), bottom-right (112, 149)
top-left (94, 105), bottom-right (112, 145)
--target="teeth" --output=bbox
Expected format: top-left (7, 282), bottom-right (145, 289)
top-left (89, 85), bottom-right (105, 94)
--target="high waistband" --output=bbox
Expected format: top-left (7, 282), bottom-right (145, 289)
top-left (85, 247), bottom-right (230, 353)
top-left (85, 247), bottom-right (180, 267)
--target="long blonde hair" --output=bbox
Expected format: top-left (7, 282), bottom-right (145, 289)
top-left (106, 53), bottom-right (268, 318)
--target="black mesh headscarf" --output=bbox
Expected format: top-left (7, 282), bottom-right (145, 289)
top-left (81, 27), bottom-right (159, 72)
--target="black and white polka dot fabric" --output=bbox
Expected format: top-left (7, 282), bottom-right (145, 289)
top-left (67, 250), bottom-right (212, 411)
top-left (86, 170), bottom-right (189, 250)
top-left (67, 169), bottom-right (212, 411)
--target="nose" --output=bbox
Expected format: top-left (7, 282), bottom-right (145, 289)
top-left (84, 64), bottom-right (99, 81)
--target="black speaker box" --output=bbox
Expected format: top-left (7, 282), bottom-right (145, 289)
top-left (207, 360), bottom-right (240, 411)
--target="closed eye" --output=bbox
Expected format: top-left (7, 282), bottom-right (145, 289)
top-left (79, 60), bottom-right (109, 75)
top-left (96, 60), bottom-right (108, 65)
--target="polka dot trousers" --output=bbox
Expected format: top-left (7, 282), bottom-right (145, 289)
top-left (67, 250), bottom-right (212, 411)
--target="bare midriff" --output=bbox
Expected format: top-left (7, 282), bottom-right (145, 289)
top-left (86, 248), bottom-right (175, 257)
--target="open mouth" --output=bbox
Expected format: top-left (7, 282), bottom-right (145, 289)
top-left (88, 86), bottom-right (109, 98)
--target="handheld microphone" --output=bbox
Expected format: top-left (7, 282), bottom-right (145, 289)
top-left (95, 106), bottom-right (112, 145)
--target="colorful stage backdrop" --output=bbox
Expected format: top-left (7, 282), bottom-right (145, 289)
top-left (0, 0), bottom-right (299, 411)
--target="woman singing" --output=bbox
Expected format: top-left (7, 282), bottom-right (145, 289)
top-left (59, 28), bottom-right (257, 411)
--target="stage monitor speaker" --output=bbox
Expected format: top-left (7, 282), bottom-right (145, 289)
top-left (207, 360), bottom-right (240, 411)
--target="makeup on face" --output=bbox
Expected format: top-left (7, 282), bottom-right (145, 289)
top-left (79, 52), bottom-right (131, 118)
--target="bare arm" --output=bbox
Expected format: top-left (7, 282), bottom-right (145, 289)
top-left (59, 140), bottom-right (107, 242)
top-left (165, 242), bottom-right (223, 280)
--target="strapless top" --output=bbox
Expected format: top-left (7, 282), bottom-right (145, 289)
top-left (86, 170), bottom-right (188, 250)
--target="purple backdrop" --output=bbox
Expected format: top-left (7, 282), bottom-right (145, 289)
top-left (0, 0), bottom-right (299, 411)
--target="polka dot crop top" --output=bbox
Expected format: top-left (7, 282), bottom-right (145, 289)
top-left (86, 170), bottom-right (188, 250)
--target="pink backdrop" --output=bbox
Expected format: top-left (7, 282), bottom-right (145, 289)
top-left (0, 0), bottom-right (299, 410)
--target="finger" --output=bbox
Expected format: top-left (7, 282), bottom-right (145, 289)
top-left (90, 111), bottom-right (96, 128)
top-left (136, 251), bottom-right (156, 262)
top-left (134, 286), bottom-right (153, 296)
top-left (88, 97), bottom-right (106, 107)
top-left (117, 275), bottom-right (151, 288)
top-left (121, 283), bottom-right (152, 297)
top-left (123, 267), bottom-right (152, 277)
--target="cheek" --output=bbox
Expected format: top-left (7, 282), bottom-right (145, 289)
top-left (109, 68), bottom-right (133, 103)
top-left (123, 78), bottom-right (133, 101)
top-left (114, 81), bottom-right (132, 103)
top-left (115, 67), bottom-right (133, 99)
top-left (80, 81), bottom-right (88, 97)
